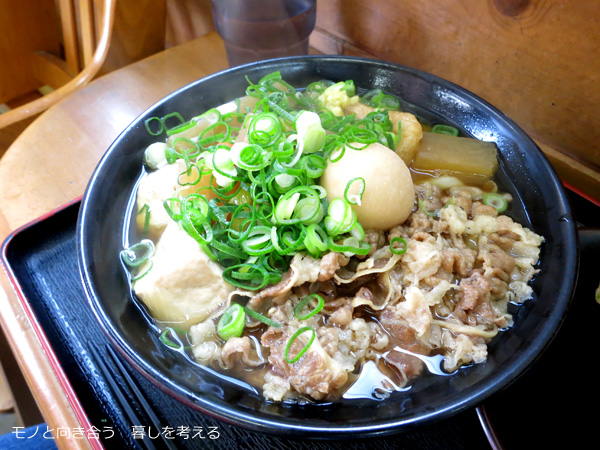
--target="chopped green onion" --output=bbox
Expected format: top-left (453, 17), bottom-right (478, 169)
top-left (295, 111), bottom-right (326, 153)
top-left (241, 226), bottom-right (274, 256)
top-left (120, 240), bottom-right (155, 282)
top-left (482, 193), bottom-right (508, 213)
top-left (206, 147), bottom-right (238, 187)
top-left (294, 293), bottom-right (324, 320)
top-left (163, 197), bottom-right (183, 221)
top-left (121, 239), bottom-right (155, 267)
top-left (228, 203), bottom-right (256, 240)
top-left (137, 204), bottom-right (150, 236)
top-left (177, 163), bottom-right (203, 187)
top-left (217, 304), bottom-right (246, 340)
top-left (273, 173), bottom-right (297, 192)
top-left (159, 328), bottom-right (186, 349)
top-left (379, 94), bottom-right (400, 110)
top-left (294, 196), bottom-right (324, 224)
top-left (361, 89), bottom-right (400, 110)
top-left (143, 142), bottom-right (168, 169)
top-left (180, 208), bottom-right (213, 245)
top-left (252, 191), bottom-right (275, 224)
top-left (327, 236), bottom-right (370, 256)
top-left (130, 261), bottom-right (153, 282)
top-left (303, 223), bottom-right (329, 257)
top-left (327, 140), bottom-right (346, 162)
top-left (144, 116), bottom-right (164, 136)
top-left (301, 154), bottom-right (327, 179)
top-left (390, 236), bottom-right (408, 255)
top-left (132, 72), bottom-right (421, 295)
top-left (418, 199), bottom-right (438, 218)
top-left (242, 306), bottom-right (282, 328)
top-left (192, 107), bottom-right (221, 123)
top-left (248, 112), bottom-right (282, 147)
top-left (145, 113), bottom-right (188, 137)
top-left (271, 225), bottom-right (307, 256)
top-left (304, 80), bottom-right (334, 97)
top-left (230, 143), bottom-right (271, 171)
top-left (274, 187), bottom-right (321, 225)
top-left (339, 80), bottom-right (356, 96)
top-left (257, 71), bottom-right (296, 95)
top-left (166, 137), bottom-right (201, 163)
top-left (284, 326), bottom-right (316, 364)
top-left (345, 130), bottom-right (377, 147)
top-left (271, 140), bottom-right (295, 158)
top-left (431, 124), bottom-right (459, 136)
top-left (166, 120), bottom-right (196, 136)
top-left (362, 89), bottom-right (384, 107)
top-left (311, 184), bottom-right (327, 199)
top-left (344, 177), bottom-right (366, 205)
top-left (324, 198), bottom-right (357, 236)
top-left (222, 264), bottom-right (273, 290)
top-left (162, 112), bottom-right (186, 130)
top-left (197, 121), bottom-right (231, 148)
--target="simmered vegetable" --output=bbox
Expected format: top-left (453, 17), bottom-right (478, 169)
top-left (413, 132), bottom-right (498, 180)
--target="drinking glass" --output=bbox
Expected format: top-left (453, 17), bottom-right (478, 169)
top-left (211, 0), bottom-right (317, 67)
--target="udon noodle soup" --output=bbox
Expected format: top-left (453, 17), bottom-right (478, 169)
top-left (120, 72), bottom-right (544, 403)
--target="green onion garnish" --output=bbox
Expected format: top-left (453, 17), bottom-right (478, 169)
top-left (120, 240), bottom-right (155, 267)
top-left (295, 111), bottom-right (326, 154)
top-left (344, 177), bottom-right (366, 205)
top-left (482, 193), bottom-right (508, 213)
top-left (241, 226), bottom-right (273, 256)
top-left (242, 306), bottom-right (282, 328)
top-left (166, 137), bottom-right (201, 164)
top-left (137, 204), bottom-right (151, 237)
top-left (339, 80), bottom-right (356, 96)
top-left (294, 293), bottom-right (325, 320)
top-left (217, 304), bottom-right (246, 340)
top-left (431, 124), bottom-right (459, 136)
top-left (284, 326), bottom-right (316, 364)
top-left (130, 72), bottom-right (412, 292)
top-left (303, 223), bottom-right (329, 257)
top-left (162, 112), bottom-right (185, 131)
top-left (159, 328), bottom-right (186, 349)
top-left (328, 236), bottom-right (371, 256)
top-left (361, 89), bottom-right (401, 111)
top-left (390, 236), bottom-right (408, 255)
top-left (130, 261), bottom-right (153, 282)
top-left (248, 112), bottom-right (282, 147)
top-left (222, 263), bottom-right (274, 290)
top-left (165, 120), bottom-right (195, 137)
top-left (418, 199), bottom-right (439, 218)
top-left (305, 80), bottom-right (334, 97)
top-left (324, 198), bottom-right (357, 236)
top-left (144, 116), bottom-right (164, 136)
top-left (274, 186), bottom-right (322, 225)
top-left (143, 142), bottom-right (168, 169)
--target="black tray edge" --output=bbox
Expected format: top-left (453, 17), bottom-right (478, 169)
top-left (0, 196), bottom-right (104, 450)
top-left (3, 180), bottom-right (598, 447)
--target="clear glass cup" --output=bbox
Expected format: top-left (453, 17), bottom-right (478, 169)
top-left (210, 0), bottom-right (317, 67)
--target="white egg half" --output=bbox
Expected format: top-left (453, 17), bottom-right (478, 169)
top-left (320, 142), bottom-right (415, 230)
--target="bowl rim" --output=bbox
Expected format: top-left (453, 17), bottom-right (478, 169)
top-left (77, 54), bottom-right (578, 438)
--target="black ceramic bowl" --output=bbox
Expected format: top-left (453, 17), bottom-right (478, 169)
top-left (77, 56), bottom-right (577, 438)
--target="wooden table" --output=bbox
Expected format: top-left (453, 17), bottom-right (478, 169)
top-left (0, 31), bottom-right (228, 449)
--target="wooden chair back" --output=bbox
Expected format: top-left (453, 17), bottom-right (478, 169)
top-left (0, 0), bottom-right (116, 129)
